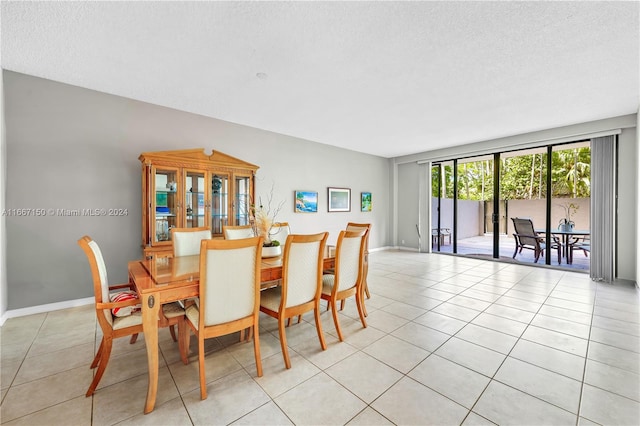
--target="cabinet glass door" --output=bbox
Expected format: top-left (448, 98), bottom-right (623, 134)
top-left (153, 168), bottom-right (179, 243)
top-left (185, 170), bottom-right (206, 228)
top-left (235, 175), bottom-right (251, 226)
top-left (210, 173), bottom-right (229, 236)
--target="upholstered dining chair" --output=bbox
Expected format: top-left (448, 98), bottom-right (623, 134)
top-left (171, 227), bottom-right (212, 311)
top-left (324, 223), bottom-right (371, 315)
top-left (268, 222), bottom-right (290, 246)
top-left (260, 232), bottom-right (329, 369)
top-left (222, 224), bottom-right (255, 240)
top-left (345, 223), bottom-right (371, 311)
top-left (511, 217), bottom-right (561, 263)
top-left (171, 227), bottom-right (212, 257)
top-left (77, 236), bottom-right (186, 397)
top-left (321, 229), bottom-right (368, 342)
top-left (183, 236), bottom-right (264, 400)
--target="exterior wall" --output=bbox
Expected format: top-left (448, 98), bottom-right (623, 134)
top-left (431, 197), bottom-right (590, 240)
top-left (431, 198), bottom-right (483, 239)
top-left (506, 198), bottom-right (590, 236)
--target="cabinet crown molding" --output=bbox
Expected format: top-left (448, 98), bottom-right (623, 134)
top-left (139, 148), bottom-right (259, 172)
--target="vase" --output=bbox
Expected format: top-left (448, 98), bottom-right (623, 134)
top-left (559, 223), bottom-right (574, 232)
top-left (262, 245), bottom-right (282, 258)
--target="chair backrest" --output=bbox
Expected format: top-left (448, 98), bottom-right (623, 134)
top-left (199, 236), bottom-right (263, 327)
top-left (281, 232), bottom-right (328, 309)
top-left (346, 222), bottom-right (370, 251)
top-left (77, 235), bottom-right (112, 327)
top-left (511, 217), bottom-right (539, 247)
top-left (223, 225), bottom-right (255, 240)
top-left (334, 229), bottom-right (367, 292)
top-left (171, 227), bottom-right (212, 257)
top-left (269, 222), bottom-right (291, 246)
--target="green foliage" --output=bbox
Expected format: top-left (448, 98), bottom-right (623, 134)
top-left (432, 147), bottom-right (590, 201)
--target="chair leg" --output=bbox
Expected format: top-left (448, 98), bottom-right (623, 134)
top-left (313, 305), bottom-right (327, 351)
top-left (512, 245), bottom-right (519, 259)
top-left (340, 299), bottom-right (345, 311)
top-left (356, 293), bottom-right (367, 328)
top-left (278, 316), bottom-right (292, 369)
top-left (178, 319), bottom-right (189, 365)
top-left (90, 337), bottom-right (105, 369)
top-left (253, 322), bottom-right (263, 377)
top-left (86, 337), bottom-right (113, 397)
top-left (198, 336), bottom-right (207, 400)
top-left (129, 333), bottom-right (138, 344)
top-left (534, 248), bottom-right (541, 263)
top-left (169, 325), bottom-right (177, 342)
top-left (360, 284), bottom-right (368, 317)
top-left (330, 300), bottom-right (344, 342)
top-left (364, 281), bottom-right (370, 299)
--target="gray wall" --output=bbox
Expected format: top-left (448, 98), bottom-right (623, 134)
top-left (637, 108), bottom-right (640, 286)
top-left (393, 115), bottom-right (638, 282)
top-left (396, 162), bottom-right (419, 249)
top-left (1, 70), bottom-right (6, 317)
top-left (3, 71), bottom-right (391, 310)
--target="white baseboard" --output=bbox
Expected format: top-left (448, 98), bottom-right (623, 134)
top-left (392, 246), bottom-right (420, 252)
top-left (0, 297), bottom-right (94, 326)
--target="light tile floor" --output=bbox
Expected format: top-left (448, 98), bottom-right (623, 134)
top-left (1, 250), bottom-right (639, 425)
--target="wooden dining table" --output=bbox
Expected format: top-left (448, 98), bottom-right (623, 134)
top-left (128, 252), bottom-right (335, 414)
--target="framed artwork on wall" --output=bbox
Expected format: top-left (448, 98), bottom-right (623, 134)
top-left (361, 192), bottom-right (372, 212)
top-left (328, 187), bottom-right (351, 212)
top-left (294, 190), bottom-right (318, 213)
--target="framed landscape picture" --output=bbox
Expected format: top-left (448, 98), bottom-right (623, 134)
top-left (294, 190), bottom-right (318, 213)
top-left (361, 192), bottom-right (372, 212)
top-left (328, 187), bottom-right (351, 212)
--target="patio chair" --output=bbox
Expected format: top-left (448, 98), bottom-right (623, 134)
top-left (568, 236), bottom-right (590, 264)
top-left (431, 228), bottom-right (451, 246)
top-left (511, 217), bottom-right (561, 263)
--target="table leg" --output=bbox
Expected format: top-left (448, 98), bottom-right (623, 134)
top-left (141, 292), bottom-right (160, 414)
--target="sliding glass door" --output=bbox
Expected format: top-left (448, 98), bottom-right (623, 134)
top-left (431, 161), bottom-right (454, 253)
top-left (456, 156), bottom-right (494, 259)
top-left (429, 141), bottom-right (591, 271)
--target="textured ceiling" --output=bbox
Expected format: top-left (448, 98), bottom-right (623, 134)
top-left (1, 1), bottom-right (638, 158)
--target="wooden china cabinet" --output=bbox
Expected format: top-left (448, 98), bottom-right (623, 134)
top-left (139, 148), bottom-right (258, 258)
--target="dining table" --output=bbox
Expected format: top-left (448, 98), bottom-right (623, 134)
top-left (128, 251), bottom-right (336, 414)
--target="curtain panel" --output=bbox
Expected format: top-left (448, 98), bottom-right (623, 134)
top-left (590, 135), bottom-right (617, 282)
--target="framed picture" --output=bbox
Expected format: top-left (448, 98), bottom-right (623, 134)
top-left (328, 187), bottom-right (351, 212)
top-left (294, 190), bottom-right (318, 213)
top-left (361, 192), bottom-right (372, 212)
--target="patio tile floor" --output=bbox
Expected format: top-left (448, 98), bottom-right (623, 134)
top-left (433, 234), bottom-right (590, 272)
